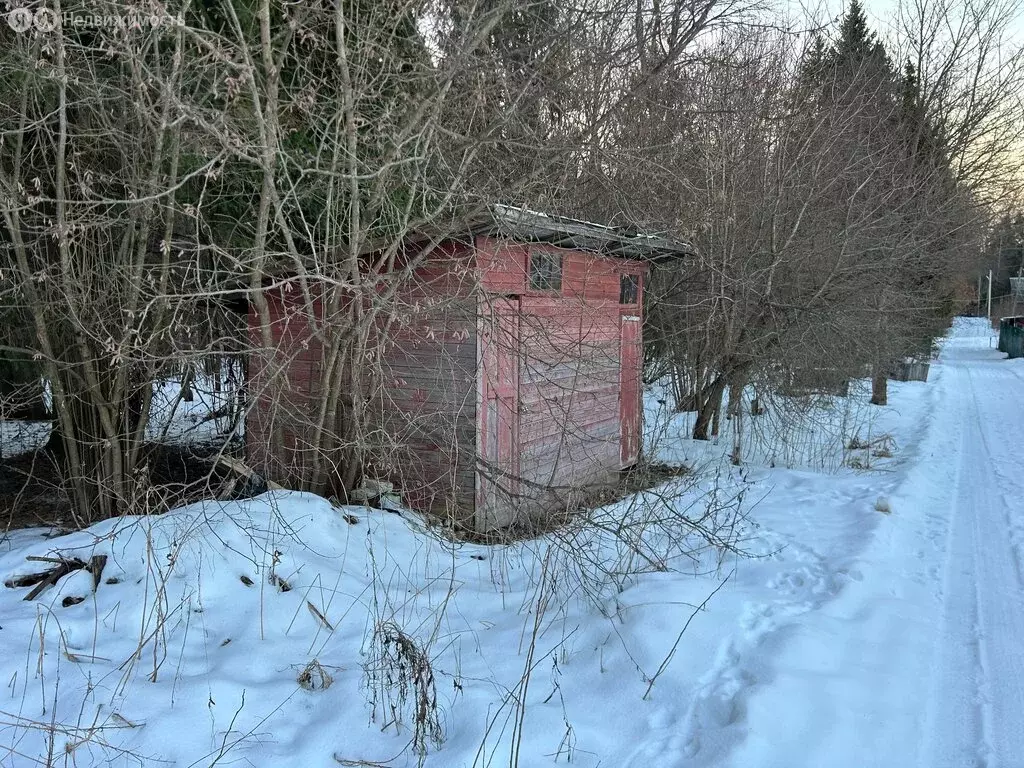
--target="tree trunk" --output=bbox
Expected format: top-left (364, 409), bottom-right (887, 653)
top-left (727, 377), bottom-right (745, 464)
top-left (671, 365), bottom-right (698, 412)
top-left (693, 376), bottom-right (726, 440)
top-left (670, 366), bottom-right (686, 411)
top-left (45, 368), bottom-right (150, 524)
top-left (43, 421), bottom-right (65, 458)
top-left (870, 367), bottom-right (888, 406)
top-left (180, 364), bottom-right (195, 403)
top-left (727, 380), bottom-right (743, 418)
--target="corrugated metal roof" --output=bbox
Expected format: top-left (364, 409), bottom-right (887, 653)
top-left (258, 205), bottom-right (694, 279)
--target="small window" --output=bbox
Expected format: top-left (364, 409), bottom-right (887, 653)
top-left (529, 250), bottom-right (562, 291)
top-left (619, 273), bottom-right (639, 304)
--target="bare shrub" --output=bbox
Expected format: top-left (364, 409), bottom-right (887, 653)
top-left (539, 465), bottom-right (752, 613)
top-left (363, 620), bottom-right (443, 759)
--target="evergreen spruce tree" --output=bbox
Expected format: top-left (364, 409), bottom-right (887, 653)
top-left (793, 0), bottom-right (968, 403)
top-left (833, 0), bottom-right (879, 63)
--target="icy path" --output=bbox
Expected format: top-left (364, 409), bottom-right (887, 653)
top-left (727, 321), bottom-right (1024, 768)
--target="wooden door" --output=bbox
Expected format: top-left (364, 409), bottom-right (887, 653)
top-left (619, 315), bottom-right (641, 467)
top-left (478, 298), bottom-right (520, 528)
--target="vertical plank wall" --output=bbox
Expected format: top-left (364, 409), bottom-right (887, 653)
top-left (373, 243), bottom-right (480, 526)
top-left (246, 280), bottom-right (333, 489)
top-left (476, 236), bottom-right (646, 528)
top-left (247, 237), bottom-right (646, 533)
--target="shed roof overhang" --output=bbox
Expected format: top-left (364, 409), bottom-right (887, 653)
top-left (463, 204), bottom-right (694, 263)
top-left (257, 205), bottom-right (694, 283)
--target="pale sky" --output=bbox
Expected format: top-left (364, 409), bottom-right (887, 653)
top-left (784, 0), bottom-right (1024, 198)
top-left (785, 0), bottom-right (1024, 46)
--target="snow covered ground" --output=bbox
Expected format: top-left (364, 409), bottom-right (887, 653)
top-left (0, 371), bottom-right (240, 458)
top-left (0, 318), bottom-right (1021, 767)
top-left (145, 368), bottom-right (242, 445)
top-left (0, 421), bottom-right (51, 460)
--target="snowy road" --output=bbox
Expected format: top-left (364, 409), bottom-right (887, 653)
top-left (729, 321), bottom-right (1024, 768)
top-left (923, 333), bottom-right (1024, 768)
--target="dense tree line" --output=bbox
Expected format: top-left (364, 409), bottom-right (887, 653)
top-left (638, 0), bottom-right (999, 455)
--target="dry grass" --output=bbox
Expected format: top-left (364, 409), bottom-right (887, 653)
top-left (364, 620), bottom-right (443, 760)
top-left (297, 659), bottom-right (334, 691)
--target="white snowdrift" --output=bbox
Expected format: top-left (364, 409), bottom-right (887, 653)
top-left (0, 478), bottom-right (737, 768)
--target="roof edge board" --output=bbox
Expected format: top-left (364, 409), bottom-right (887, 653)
top-left (487, 204), bottom-right (693, 261)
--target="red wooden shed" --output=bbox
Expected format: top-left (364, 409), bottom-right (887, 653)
top-left (246, 206), bottom-right (692, 531)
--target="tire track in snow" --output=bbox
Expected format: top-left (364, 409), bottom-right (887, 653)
top-left (921, 357), bottom-right (1024, 768)
top-left (987, 364), bottom-right (1024, 588)
top-left (967, 364), bottom-right (1024, 593)
top-left (626, 330), bottom-right (1024, 768)
top-left (920, 391), bottom-right (987, 768)
top-left (962, 366), bottom-right (1024, 767)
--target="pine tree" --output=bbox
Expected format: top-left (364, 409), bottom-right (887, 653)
top-left (833, 0), bottom-right (877, 63)
top-left (794, 0), bottom-right (965, 404)
top-left (826, 0), bottom-right (896, 95)
top-left (180, 0), bottom-right (435, 250)
top-left (794, 2), bottom-right (898, 114)
top-left (801, 32), bottom-right (829, 82)
top-left (897, 59), bottom-right (949, 170)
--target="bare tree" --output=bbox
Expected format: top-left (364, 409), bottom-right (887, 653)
top-left (1, 0), bottom-right (750, 524)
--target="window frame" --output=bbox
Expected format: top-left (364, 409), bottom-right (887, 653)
top-left (528, 248), bottom-right (563, 293)
top-left (619, 272), bottom-right (640, 305)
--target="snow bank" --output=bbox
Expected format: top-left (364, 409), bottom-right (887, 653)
top-left (0, 479), bottom-right (743, 767)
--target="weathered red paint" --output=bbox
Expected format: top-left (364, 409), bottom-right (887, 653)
top-left (619, 315), bottom-right (642, 467)
top-left (477, 297), bottom-right (521, 529)
top-left (247, 232), bottom-right (650, 531)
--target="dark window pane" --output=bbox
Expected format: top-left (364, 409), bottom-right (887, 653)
top-left (529, 250), bottom-right (562, 291)
top-left (620, 273), bottom-right (639, 304)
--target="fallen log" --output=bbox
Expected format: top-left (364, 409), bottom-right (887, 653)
top-left (4, 554), bottom-right (108, 601)
top-left (207, 454), bottom-right (285, 491)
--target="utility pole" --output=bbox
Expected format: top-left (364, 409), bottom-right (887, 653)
top-left (987, 269), bottom-right (993, 323)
